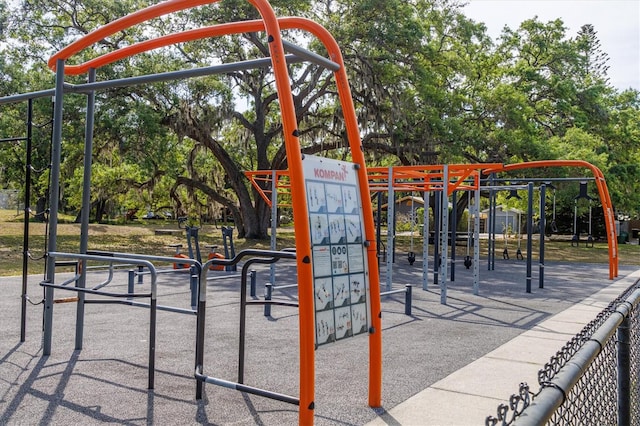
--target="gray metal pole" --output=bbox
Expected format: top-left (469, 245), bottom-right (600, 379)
top-left (75, 68), bottom-right (96, 350)
top-left (539, 184), bottom-right (546, 289)
top-left (20, 99), bottom-right (33, 342)
top-left (526, 182), bottom-right (534, 293)
top-left (386, 168), bottom-right (394, 291)
top-left (488, 174), bottom-right (496, 271)
top-left (433, 190), bottom-right (440, 285)
top-left (473, 187), bottom-right (480, 295)
top-left (422, 190), bottom-right (429, 291)
top-left (0, 56), bottom-right (308, 107)
top-left (281, 40), bottom-right (340, 71)
top-left (439, 166), bottom-right (449, 305)
top-left (450, 190), bottom-right (457, 282)
top-left (43, 59), bottom-right (66, 356)
top-left (404, 285), bottom-right (412, 316)
top-left (270, 170), bottom-right (277, 286)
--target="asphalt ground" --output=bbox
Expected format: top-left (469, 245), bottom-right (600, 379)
top-left (1, 257), bottom-right (638, 425)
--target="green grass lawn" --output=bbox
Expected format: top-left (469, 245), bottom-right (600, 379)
top-left (0, 209), bottom-right (638, 277)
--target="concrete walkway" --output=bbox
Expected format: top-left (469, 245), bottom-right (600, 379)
top-left (366, 267), bottom-right (640, 425)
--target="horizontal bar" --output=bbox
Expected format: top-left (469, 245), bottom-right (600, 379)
top-left (84, 299), bottom-right (197, 315)
top-left (40, 282), bottom-right (151, 298)
top-left (0, 137), bottom-right (28, 143)
top-left (0, 88), bottom-right (56, 105)
top-left (0, 55), bottom-right (303, 106)
top-left (48, 251), bottom-right (158, 297)
top-left (246, 300), bottom-right (299, 307)
top-left (482, 177), bottom-right (595, 183)
top-left (75, 55), bottom-right (303, 92)
top-left (271, 283), bottom-right (298, 290)
top-left (380, 288), bottom-right (409, 296)
top-left (282, 40), bottom-right (340, 71)
top-left (195, 368), bottom-right (299, 406)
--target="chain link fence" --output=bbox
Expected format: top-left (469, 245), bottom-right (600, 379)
top-left (486, 279), bottom-right (640, 425)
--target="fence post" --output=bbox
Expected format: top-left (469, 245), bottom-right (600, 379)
top-left (617, 313), bottom-right (631, 426)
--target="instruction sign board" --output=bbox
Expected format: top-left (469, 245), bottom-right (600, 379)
top-left (302, 155), bottom-right (371, 346)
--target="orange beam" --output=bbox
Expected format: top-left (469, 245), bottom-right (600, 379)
top-left (484, 160), bottom-right (618, 279)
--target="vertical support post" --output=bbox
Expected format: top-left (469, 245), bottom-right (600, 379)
top-left (264, 283), bottom-right (273, 317)
top-left (422, 191), bottom-right (430, 291)
top-left (250, 269), bottom-right (257, 298)
top-left (439, 166), bottom-right (449, 305)
top-left (488, 174), bottom-right (496, 271)
top-left (404, 285), bottom-right (412, 316)
top-left (270, 170), bottom-right (277, 286)
top-left (20, 98), bottom-right (33, 343)
top-left (128, 270), bottom-right (135, 300)
top-left (43, 58), bottom-right (66, 356)
top-left (148, 286), bottom-right (157, 390)
top-left (238, 266), bottom-right (249, 384)
top-left (190, 266), bottom-right (198, 309)
top-left (386, 168), bottom-right (394, 291)
top-left (539, 184), bottom-right (546, 289)
top-left (195, 269), bottom-right (207, 400)
top-left (473, 187), bottom-right (480, 295)
top-left (138, 265), bottom-right (144, 284)
top-left (75, 67), bottom-right (96, 350)
top-left (433, 190), bottom-right (440, 285)
top-left (526, 182), bottom-right (534, 293)
top-left (450, 190), bottom-right (457, 282)
top-left (617, 314), bottom-right (631, 426)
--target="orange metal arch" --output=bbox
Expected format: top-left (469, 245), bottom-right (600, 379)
top-left (48, 0), bottom-right (215, 71)
top-left (48, 2), bottom-right (383, 422)
top-left (483, 160), bottom-right (618, 279)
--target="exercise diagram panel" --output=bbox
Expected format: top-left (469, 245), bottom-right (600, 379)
top-left (303, 155), bottom-right (372, 347)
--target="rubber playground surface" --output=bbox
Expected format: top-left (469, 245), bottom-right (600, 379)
top-left (1, 258), bottom-right (638, 425)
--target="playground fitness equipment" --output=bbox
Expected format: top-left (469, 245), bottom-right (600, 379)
top-left (0, 1), bottom-right (386, 424)
top-left (250, 162), bottom-right (621, 304)
top-left (0, 2), bottom-right (621, 424)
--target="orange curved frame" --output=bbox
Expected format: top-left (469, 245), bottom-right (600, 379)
top-left (47, 1), bottom-right (383, 423)
top-left (484, 160), bottom-right (618, 279)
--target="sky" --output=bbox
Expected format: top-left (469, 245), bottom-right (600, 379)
top-left (463, 0), bottom-right (640, 92)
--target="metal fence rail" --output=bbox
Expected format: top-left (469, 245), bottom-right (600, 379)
top-left (487, 279), bottom-right (640, 425)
